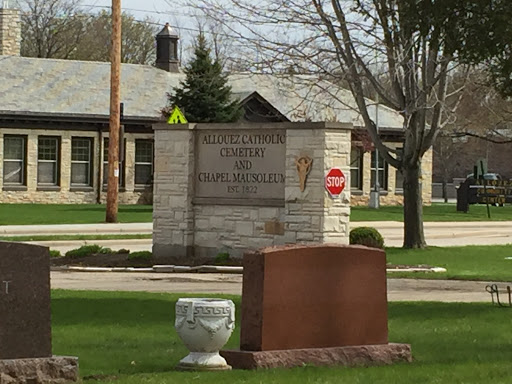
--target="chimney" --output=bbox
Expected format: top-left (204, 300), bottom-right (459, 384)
top-left (155, 23), bottom-right (179, 72)
top-left (0, 2), bottom-right (20, 56)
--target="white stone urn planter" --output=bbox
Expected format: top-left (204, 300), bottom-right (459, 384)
top-left (175, 298), bottom-right (235, 371)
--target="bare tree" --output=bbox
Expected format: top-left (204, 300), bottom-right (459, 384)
top-left (17, 0), bottom-right (87, 59)
top-left (72, 11), bottom-right (158, 64)
top-left (449, 71), bottom-right (512, 141)
top-left (186, 0), bottom-right (492, 248)
top-left (434, 69), bottom-right (512, 194)
top-left (17, 0), bottom-right (159, 64)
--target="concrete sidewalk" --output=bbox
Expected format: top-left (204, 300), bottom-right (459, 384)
top-left (1, 220), bottom-right (510, 234)
top-left (2, 221), bottom-right (512, 251)
top-left (0, 222), bottom-right (152, 236)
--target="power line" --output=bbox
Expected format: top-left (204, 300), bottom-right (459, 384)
top-left (81, 4), bottom-right (192, 18)
top-left (78, 4), bottom-right (246, 40)
top-left (79, 4), bottom-right (256, 41)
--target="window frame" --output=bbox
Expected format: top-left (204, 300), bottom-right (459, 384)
top-left (370, 150), bottom-right (389, 191)
top-left (70, 137), bottom-right (94, 188)
top-left (134, 139), bottom-right (154, 188)
top-left (349, 146), bottom-right (363, 191)
top-left (3, 135), bottom-right (27, 187)
top-left (37, 136), bottom-right (61, 187)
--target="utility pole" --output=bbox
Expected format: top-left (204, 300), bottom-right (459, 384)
top-left (369, 95), bottom-right (381, 209)
top-left (106, 0), bottom-right (122, 223)
top-left (369, 15), bottom-right (380, 210)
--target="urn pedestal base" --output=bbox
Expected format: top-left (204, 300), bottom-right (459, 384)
top-left (176, 352), bottom-right (232, 371)
top-left (221, 343), bottom-right (412, 370)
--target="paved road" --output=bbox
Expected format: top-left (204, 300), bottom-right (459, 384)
top-left (2, 221), bottom-right (505, 302)
top-left (364, 221), bottom-right (512, 247)
top-left (50, 271), bottom-right (499, 303)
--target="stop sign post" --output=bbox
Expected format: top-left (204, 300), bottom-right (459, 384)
top-left (325, 168), bottom-right (346, 198)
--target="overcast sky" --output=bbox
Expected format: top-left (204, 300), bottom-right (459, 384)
top-left (82, 0), bottom-right (179, 25)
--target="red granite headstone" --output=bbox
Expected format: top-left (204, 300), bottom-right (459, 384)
top-left (239, 244), bottom-right (388, 351)
top-left (0, 242), bottom-right (52, 359)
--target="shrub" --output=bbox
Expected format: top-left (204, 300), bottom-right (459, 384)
top-left (127, 251), bottom-right (152, 260)
top-left (65, 244), bottom-right (114, 258)
top-left (50, 249), bottom-right (62, 258)
top-left (215, 252), bottom-right (230, 265)
top-left (117, 248), bottom-right (131, 254)
top-left (349, 227), bottom-right (385, 249)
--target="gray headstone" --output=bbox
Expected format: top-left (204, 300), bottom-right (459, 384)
top-left (0, 242), bottom-right (52, 359)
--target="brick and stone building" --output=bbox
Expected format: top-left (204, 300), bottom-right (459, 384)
top-left (0, 4), bottom-right (431, 206)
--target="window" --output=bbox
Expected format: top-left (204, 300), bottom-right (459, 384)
top-left (103, 138), bottom-right (125, 187)
top-left (3, 135), bottom-right (26, 186)
top-left (37, 136), bottom-right (60, 186)
top-left (135, 140), bottom-right (154, 186)
top-left (350, 147), bottom-right (363, 190)
top-left (71, 137), bottom-right (93, 187)
top-left (395, 148), bottom-right (404, 194)
top-left (370, 151), bottom-right (388, 190)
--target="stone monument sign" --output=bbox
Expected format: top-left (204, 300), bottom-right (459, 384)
top-left (153, 122), bottom-right (353, 259)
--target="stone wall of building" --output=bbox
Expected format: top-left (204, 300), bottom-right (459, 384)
top-left (0, 8), bottom-right (20, 56)
top-left (0, 128), bottom-right (153, 204)
top-left (351, 146), bottom-right (433, 207)
top-left (153, 122), bottom-right (351, 260)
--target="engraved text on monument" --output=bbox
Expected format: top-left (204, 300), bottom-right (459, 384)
top-left (196, 130), bottom-right (286, 200)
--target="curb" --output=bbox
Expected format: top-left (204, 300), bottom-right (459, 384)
top-left (51, 265), bottom-right (446, 274)
top-left (51, 265), bottom-right (244, 274)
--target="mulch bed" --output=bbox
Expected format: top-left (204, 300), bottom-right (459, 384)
top-left (51, 253), bottom-right (434, 270)
top-left (50, 253), bottom-right (243, 268)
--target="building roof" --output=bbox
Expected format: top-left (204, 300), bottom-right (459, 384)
top-left (0, 55), bottom-right (175, 121)
top-left (228, 73), bottom-right (403, 129)
top-left (0, 55), bottom-right (404, 129)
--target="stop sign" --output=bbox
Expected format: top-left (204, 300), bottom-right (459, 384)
top-left (325, 168), bottom-right (346, 197)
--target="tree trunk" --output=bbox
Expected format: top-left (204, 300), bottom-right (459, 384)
top-left (403, 161), bottom-right (427, 248)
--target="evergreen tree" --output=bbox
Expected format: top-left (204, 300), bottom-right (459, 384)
top-left (167, 34), bottom-right (242, 123)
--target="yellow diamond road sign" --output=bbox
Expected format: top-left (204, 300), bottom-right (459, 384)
top-left (167, 106), bottom-right (188, 124)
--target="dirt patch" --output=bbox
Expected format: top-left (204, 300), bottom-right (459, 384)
top-left (50, 253), bottom-right (243, 268)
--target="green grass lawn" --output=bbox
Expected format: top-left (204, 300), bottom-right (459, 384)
top-left (0, 204), bottom-right (152, 225)
top-left (52, 290), bottom-right (512, 384)
top-left (387, 245), bottom-right (512, 281)
top-left (352, 203), bottom-right (512, 221)
top-left (2, 202), bottom-right (512, 225)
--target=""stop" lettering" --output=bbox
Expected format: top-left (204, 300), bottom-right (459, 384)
top-left (326, 176), bottom-right (345, 187)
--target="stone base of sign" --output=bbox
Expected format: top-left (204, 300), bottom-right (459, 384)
top-left (0, 356), bottom-right (79, 383)
top-left (221, 343), bottom-right (412, 370)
